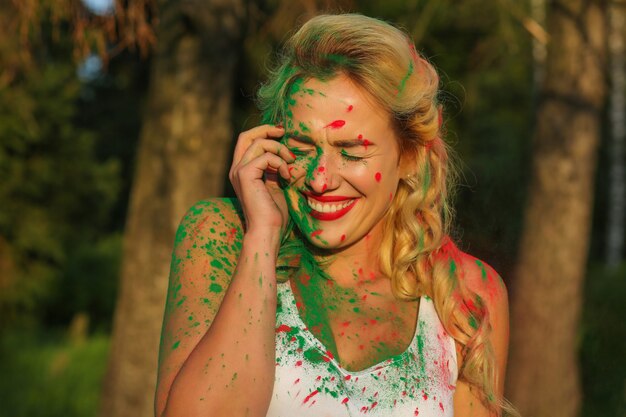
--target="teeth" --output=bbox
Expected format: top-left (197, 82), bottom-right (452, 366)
top-left (307, 198), bottom-right (354, 213)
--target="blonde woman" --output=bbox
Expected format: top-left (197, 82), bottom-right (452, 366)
top-left (155, 14), bottom-right (512, 417)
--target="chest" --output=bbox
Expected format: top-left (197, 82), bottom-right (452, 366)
top-left (289, 279), bottom-right (419, 372)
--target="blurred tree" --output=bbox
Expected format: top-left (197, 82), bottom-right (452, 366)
top-left (0, 3), bottom-right (120, 328)
top-left (606, 0), bottom-right (625, 267)
top-left (507, 1), bottom-right (608, 417)
top-left (98, 0), bottom-right (248, 416)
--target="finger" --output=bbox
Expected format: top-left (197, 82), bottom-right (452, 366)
top-left (230, 139), bottom-right (292, 182)
top-left (232, 125), bottom-right (285, 164)
top-left (236, 152), bottom-right (291, 184)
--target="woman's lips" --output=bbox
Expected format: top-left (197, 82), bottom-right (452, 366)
top-left (304, 194), bottom-right (358, 221)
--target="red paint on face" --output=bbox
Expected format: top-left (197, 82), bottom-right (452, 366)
top-left (389, 192), bottom-right (393, 201)
top-left (340, 234), bottom-right (346, 242)
top-left (318, 166), bottom-right (325, 172)
top-left (300, 274), bottom-right (311, 286)
top-left (311, 229), bottom-right (323, 238)
top-left (321, 184), bottom-right (327, 192)
top-left (341, 321), bottom-right (351, 327)
top-left (342, 397), bottom-right (349, 404)
top-left (414, 408), bottom-right (419, 416)
top-left (325, 119), bottom-right (346, 129)
top-left (375, 172), bottom-right (382, 182)
top-left (347, 105), bottom-right (353, 112)
top-left (296, 360), bottom-right (303, 367)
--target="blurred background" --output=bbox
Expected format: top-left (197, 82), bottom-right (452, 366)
top-left (0, 0), bottom-right (624, 416)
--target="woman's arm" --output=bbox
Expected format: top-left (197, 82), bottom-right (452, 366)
top-left (453, 256), bottom-right (510, 417)
top-left (155, 199), bottom-right (280, 417)
top-left (155, 124), bottom-right (293, 417)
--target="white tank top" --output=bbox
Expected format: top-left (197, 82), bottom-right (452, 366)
top-left (267, 281), bottom-right (458, 417)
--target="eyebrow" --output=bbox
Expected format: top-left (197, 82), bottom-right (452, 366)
top-left (286, 133), bottom-right (376, 148)
top-left (333, 139), bottom-right (376, 148)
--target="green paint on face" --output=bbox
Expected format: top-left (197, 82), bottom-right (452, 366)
top-left (210, 259), bottom-right (223, 269)
top-left (172, 340), bottom-right (181, 350)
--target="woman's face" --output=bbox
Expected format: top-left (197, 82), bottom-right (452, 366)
top-left (281, 75), bottom-right (406, 248)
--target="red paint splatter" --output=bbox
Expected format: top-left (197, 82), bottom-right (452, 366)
top-left (361, 139), bottom-right (372, 150)
top-left (318, 166), bottom-right (325, 173)
top-left (358, 134), bottom-right (363, 139)
top-left (347, 105), bottom-right (353, 112)
top-left (375, 172), bottom-right (382, 182)
top-left (300, 274), bottom-right (311, 286)
top-left (439, 402), bottom-right (444, 412)
top-left (311, 229), bottom-right (323, 238)
top-left (342, 397), bottom-right (349, 404)
top-left (341, 321), bottom-right (351, 327)
top-left (316, 375), bottom-right (321, 381)
top-left (371, 402), bottom-right (378, 409)
top-left (358, 344), bottom-right (364, 350)
top-left (276, 324), bottom-right (291, 333)
top-left (325, 120), bottom-right (346, 129)
top-left (294, 378), bottom-right (300, 385)
top-left (369, 319), bottom-right (378, 325)
top-left (389, 192), bottom-right (393, 201)
top-left (302, 390), bottom-right (319, 404)
top-left (340, 234), bottom-right (346, 242)
top-left (321, 184), bottom-right (327, 192)
top-left (414, 408), bottom-right (420, 416)
top-left (296, 360), bottom-right (303, 366)
top-left (422, 392), bottom-right (428, 400)
top-left (344, 375), bottom-right (351, 381)
top-left (360, 406), bottom-right (369, 412)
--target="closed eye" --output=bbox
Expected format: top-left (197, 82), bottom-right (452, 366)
top-left (340, 149), bottom-right (365, 162)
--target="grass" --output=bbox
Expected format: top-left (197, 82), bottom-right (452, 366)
top-left (0, 328), bottom-right (109, 417)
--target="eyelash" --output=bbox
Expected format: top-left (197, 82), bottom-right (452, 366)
top-left (287, 147), bottom-right (365, 162)
top-left (340, 150), bottom-right (364, 162)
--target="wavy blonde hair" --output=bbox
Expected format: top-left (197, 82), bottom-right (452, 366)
top-left (258, 13), bottom-right (511, 415)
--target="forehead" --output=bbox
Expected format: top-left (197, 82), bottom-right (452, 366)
top-left (286, 75), bottom-right (392, 132)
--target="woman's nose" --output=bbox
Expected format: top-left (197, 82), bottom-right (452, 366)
top-left (304, 154), bottom-right (338, 193)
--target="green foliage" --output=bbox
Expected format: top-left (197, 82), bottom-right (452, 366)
top-left (0, 47), bottom-right (120, 327)
top-left (581, 263), bottom-right (626, 417)
top-left (0, 329), bottom-right (110, 417)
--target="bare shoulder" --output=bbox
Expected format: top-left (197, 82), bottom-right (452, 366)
top-left (173, 197), bottom-right (244, 253)
top-left (455, 250), bottom-right (509, 320)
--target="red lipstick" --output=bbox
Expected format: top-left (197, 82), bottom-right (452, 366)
top-left (302, 193), bottom-right (358, 221)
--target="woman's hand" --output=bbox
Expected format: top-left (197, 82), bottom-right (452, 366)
top-left (229, 124), bottom-right (294, 237)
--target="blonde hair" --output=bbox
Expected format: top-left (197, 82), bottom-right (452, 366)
top-left (259, 13), bottom-right (509, 414)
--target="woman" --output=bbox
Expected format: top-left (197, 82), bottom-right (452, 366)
top-left (155, 14), bottom-right (512, 417)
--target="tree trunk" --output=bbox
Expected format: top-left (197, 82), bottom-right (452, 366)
top-left (606, 1), bottom-right (625, 267)
top-left (99, 1), bottom-right (246, 416)
top-left (507, 1), bottom-right (607, 417)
